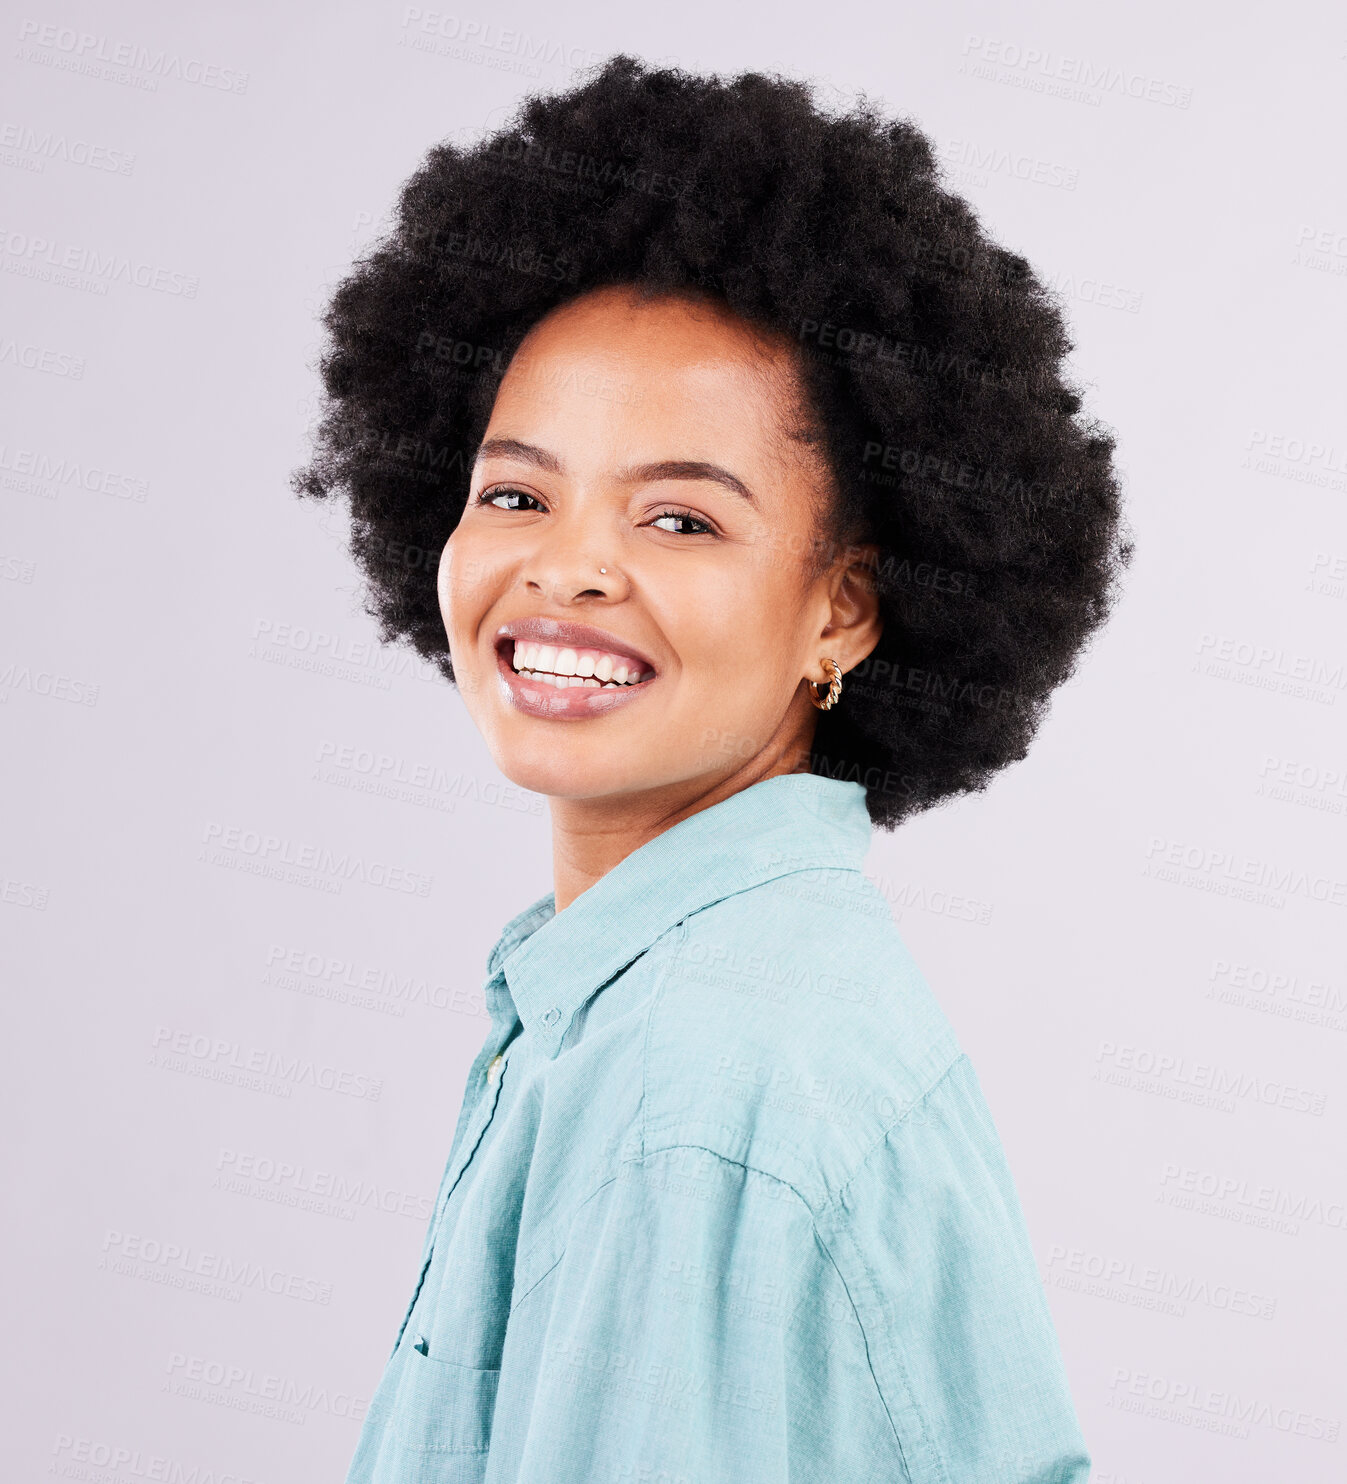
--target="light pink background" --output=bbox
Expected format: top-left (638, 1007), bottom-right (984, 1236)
top-left (2, 3), bottom-right (1344, 1481)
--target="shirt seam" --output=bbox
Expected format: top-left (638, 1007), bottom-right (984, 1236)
top-left (818, 1049), bottom-right (968, 1217)
top-left (637, 863), bottom-right (869, 1159)
top-left (806, 1058), bottom-right (973, 1484)
top-left (638, 874), bottom-right (961, 1210)
top-left (806, 1221), bottom-right (926, 1484)
top-left (635, 1137), bottom-right (818, 1209)
top-left (510, 1139), bottom-right (922, 1480)
top-left (639, 918), bottom-right (689, 1162)
top-left (506, 1141), bottom-right (816, 1320)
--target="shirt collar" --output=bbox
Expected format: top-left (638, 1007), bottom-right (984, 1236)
top-left (488, 773), bottom-right (872, 1058)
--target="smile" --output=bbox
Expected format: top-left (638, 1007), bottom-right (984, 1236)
top-left (492, 633), bottom-right (659, 720)
top-left (509, 641), bottom-right (656, 689)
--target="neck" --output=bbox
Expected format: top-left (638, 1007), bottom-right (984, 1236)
top-left (548, 732), bottom-right (817, 913)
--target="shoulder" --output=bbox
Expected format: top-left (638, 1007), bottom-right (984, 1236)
top-left (640, 865), bottom-right (964, 1208)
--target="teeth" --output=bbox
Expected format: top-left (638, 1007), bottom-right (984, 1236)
top-left (507, 639), bottom-right (652, 688)
top-left (517, 671), bottom-right (605, 689)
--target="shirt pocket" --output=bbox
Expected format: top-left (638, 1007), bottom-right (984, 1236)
top-left (388, 1342), bottom-right (502, 1460)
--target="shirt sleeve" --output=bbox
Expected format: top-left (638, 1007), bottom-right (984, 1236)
top-left (492, 1056), bottom-right (1090, 1484)
top-left (816, 1052), bottom-right (1093, 1484)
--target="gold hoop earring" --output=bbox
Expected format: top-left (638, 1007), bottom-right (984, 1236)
top-left (809, 658), bottom-right (843, 711)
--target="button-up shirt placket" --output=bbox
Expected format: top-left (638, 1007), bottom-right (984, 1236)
top-left (390, 964), bottom-right (522, 1359)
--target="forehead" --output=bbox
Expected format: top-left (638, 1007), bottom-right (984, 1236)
top-left (485, 286), bottom-right (808, 461)
top-left (515, 285), bottom-right (786, 365)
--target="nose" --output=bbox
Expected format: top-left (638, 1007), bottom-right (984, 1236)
top-left (520, 510), bottom-right (626, 605)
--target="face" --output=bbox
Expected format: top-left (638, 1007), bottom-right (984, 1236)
top-left (438, 284), bottom-right (880, 807)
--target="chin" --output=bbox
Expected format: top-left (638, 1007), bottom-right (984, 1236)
top-left (488, 740), bottom-right (689, 804)
top-left (489, 746), bottom-right (631, 802)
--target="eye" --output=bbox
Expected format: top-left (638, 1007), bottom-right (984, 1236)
top-left (649, 506), bottom-right (715, 536)
top-left (475, 486), bottom-right (544, 512)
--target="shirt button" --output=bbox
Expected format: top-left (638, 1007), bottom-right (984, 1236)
top-left (412, 1334), bottom-right (428, 1354)
top-left (485, 1053), bottom-right (504, 1087)
top-left (541, 1007), bottom-right (561, 1028)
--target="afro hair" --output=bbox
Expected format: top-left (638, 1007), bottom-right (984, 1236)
top-left (293, 54), bottom-right (1132, 831)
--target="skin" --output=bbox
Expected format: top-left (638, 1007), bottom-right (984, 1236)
top-left (438, 284), bottom-right (882, 911)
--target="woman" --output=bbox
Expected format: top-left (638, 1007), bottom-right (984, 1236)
top-left (295, 55), bottom-right (1129, 1484)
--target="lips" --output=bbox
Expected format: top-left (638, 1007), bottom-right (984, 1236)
top-left (491, 617), bottom-right (659, 720)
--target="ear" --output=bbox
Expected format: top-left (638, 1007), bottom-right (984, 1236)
top-left (817, 542), bottom-right (884, 677)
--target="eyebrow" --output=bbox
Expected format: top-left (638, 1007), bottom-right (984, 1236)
top-left (620, 459), bottom-right (756, 504)
top-left (474, 439), bottom-right (756, 504)
top-left (474, 437), bottom-right (564, 474)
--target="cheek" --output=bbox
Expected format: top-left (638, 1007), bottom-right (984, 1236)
top-left (667, 566), bottom-right (803, 691)
top-left (437, 532), bottom-right (491, 633)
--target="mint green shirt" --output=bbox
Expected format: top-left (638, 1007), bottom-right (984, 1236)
top-left (345, 773), bottom-right (1090, 1482)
